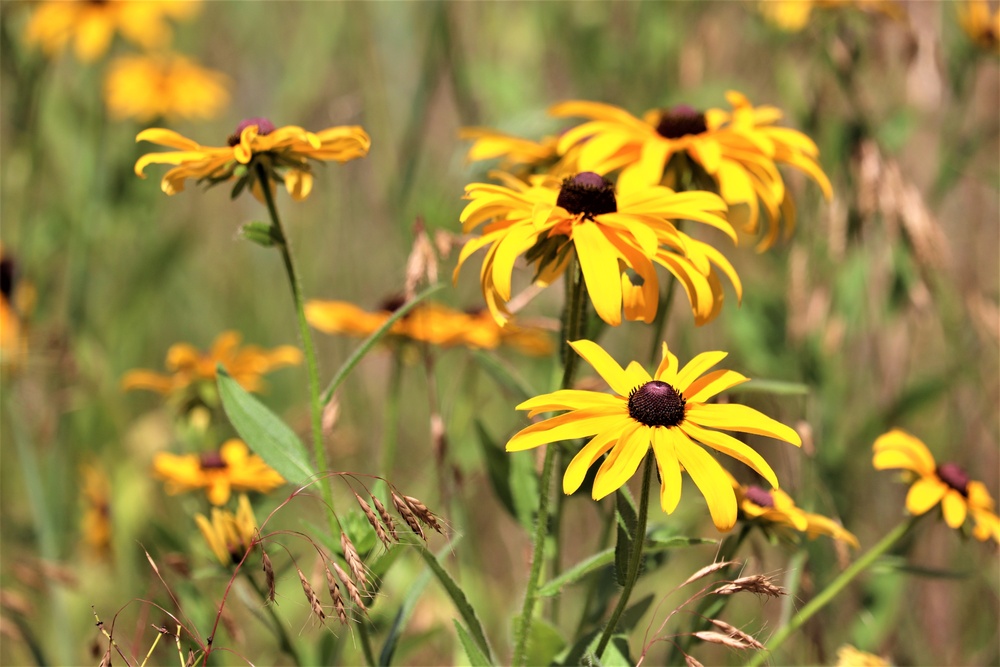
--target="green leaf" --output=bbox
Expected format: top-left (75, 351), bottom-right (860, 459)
top-left (379, 562), bottom-right (433, 666)
top-left (475, 421), bottom-right (539, 531)
top-left (618, 594), bottom-right (654, 633)
top-left (598, 635), bottom-right (632, 667)
top-left (471, 349), bottom-right (538, 402)
top-left (454, 621), bottom-right (493, 666)
top-left (614, 491), bottom-right (637, 586)
top-left (321, 282), bottom-right (445, 405)
top-left (216, 366), bottom-right (315, 484)
top-left (416, 543), bottom-right (494, 663)
top-left (526, 618), bottom-right (566, 667)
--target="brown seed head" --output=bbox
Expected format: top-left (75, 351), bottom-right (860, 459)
top-left (372, 495), bottom-right (399, 542)
top-left (324, 566), bottom-right (349, 625)
top-left (296, 568), bottom-right (325, 622)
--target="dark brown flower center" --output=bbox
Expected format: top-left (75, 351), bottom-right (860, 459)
top-left (227, 117), bottom-right (276, 146)
top-left (378, 294), bottom-right (407, 313)
top-left (0, 256), bottom-right (15, 300)
top-left (555, 172), bottom-right (617, 220)
top-left (745, 485), bottom-right (775, 508)
top-left (655, 105), bottom-right (708, 139)
top-left (627, 380), bottom-right (686, 428)
top-left (199, 453), bottom-right (229, 470)
top-left (936, 463), bottom-right (970, 497)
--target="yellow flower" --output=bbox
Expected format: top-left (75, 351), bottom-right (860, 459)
top-left (456, 171), bottom-right (740, 327)
top-left (104, 53), bottom-right (230, 122)
top-left (873, 429), bottom-right (1000, 543)
top-left (506, 340), bottom-right (802, 531)
top-left (550, 93), bottom-right (833, 250)
top-left (958, 0), bottom-right (1000, 54)
top-left (195, 494), bottom-right (258, 566)
top-left (134, 118), bottom-right (370, 200)
top-left (305, 297), bottom-right (553, 355)
top-left (81, 464), bottom-right (113, 562)
top-left (0, 248), bottom-right (34, 369)
top-left (729, 472), bottom-right (859, 547)
top-left (122, 330), bottom-right (301, 397)
top-left (835, 644), bottom-right (891, 667)
top-left (758, 0), bottom-right (904, 32)
top-left (24, 0), bottom-right (199, 63)
top-left (154, 439), bottom-right (285, 506)
top-left (460, 127), bottom-right (577, 177)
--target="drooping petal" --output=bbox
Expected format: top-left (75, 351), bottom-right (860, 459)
top-left (905, 477), bottom-right (948, 515)
top-left (941, 490), bottom-right (968, 529)
top-left (651, 427), bottom-right (683, 514)
top-left (684, 403), bottom-right (801, 445)
top-left (674, 434), bottom-right (738, 531)
top-left (592, 422), bottom-right (650, 500)
top-left (679, 421), bottom-right (778, 488)
top-left (573, 221), bottom-right (624, 326)
top-left (563, 425), bottom-right (630, 494)
top-left (873, 429), bottom-right (936, 477)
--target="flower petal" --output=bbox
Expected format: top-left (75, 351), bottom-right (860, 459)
top-left (684, 403), bottom-right (801, 445)
top-left (651, 427), bottom-right (682, 513)
top-left (872, 429), bottom-right (936, 477)
top-left (905, 477), bottom-right (947, 515)
top-left (674, 433), bottom-right (738, 531)
top-left (563, 425), bottom-right (629, 494)
top-left (592, 422), bottom-right (650, 500)
top-left (569, 340), bottom-right (633, 397)
top-left (941, 490), bottom-right (968, 529)
top-left (679, 421), bottom-right (778, 489)
top-left (506, 408), bottom-right (627, 452)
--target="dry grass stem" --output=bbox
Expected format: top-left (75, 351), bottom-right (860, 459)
top-left (297, 568), bottom-right (326, 623)
top-left (715, 574), bottom-right (787, 598)
top-left (372, 496), bottom-right (399, 542)
top-left (355, 492), bottom-right (392, 549)
top-left (709, 619), bottom-right (765, 650)
top-left (681, 561), bottom-right (737, 588)
top-left (392, 492), bottom-right (425, 540)
top-left (325, 566), bottom-right (349, 626)
top-left (403, 494), bottom-right (443, 534)
top-left (333, 562), bottom-right (367, 613)
top-left (340, 532), bottom-right (368, 591)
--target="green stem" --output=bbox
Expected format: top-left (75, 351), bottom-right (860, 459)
top-left (512, 259), bottom-right (587, 667)
top-left (358, 620), bottom-right (376, 666)
top-left (593, 453), bottom-right (654, 659)
top-left (647, 276), bottom-right (677, 365)
top-left (381, 351), bottom-right (404, 481)
top-left (245, 572), bottom-right (303, 666)
top-left (748, 516), bottom-right (920, 667)
top-left (255, 165), bottom-right (332, 515)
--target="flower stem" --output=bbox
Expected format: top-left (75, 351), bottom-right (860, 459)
top-left (748, 516), bottom-right (920, 667)
top-left (245, 571), bottom-right (303, 666)
top-left (512, 259), bottom-right (587, 667)
top-left (593, 452), bottom-right (654, 659)
top-left (255, 165), bottom-right (332, 513)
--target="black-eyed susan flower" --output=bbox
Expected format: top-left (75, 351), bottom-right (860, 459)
top-left (456, 171), bottom-right (740, 327)
top-left (461, 127), bottom-right (578, 177)
top-left (757, 0), bottom-right (904, 32)
top-left (873, 429), bottom-right (1000, 543)
top-left (104, 53), bottom-right (230, 122)
top-left (550, 93), bottom-right (833, 250)
top-left (506, 340), bottom-right (801, 531)
top-left (728, 471), bottom-right (859, 547)
top-left (155, 439), bottom-right (284, 506)
top-left (305, 297), bottom-right (553, 355)
top-left (24, 0), bottom-right (199, 63)
top-left (958, 0), bottom-right (1000, 54)
top-left (0, 247), bottom-right (34, 369)
top-left (122, 330), bottom-right (301, 398)
top-left (195, 494), bottom-right (258, 566)
top-left (134, 118), bottom-right (370, 201)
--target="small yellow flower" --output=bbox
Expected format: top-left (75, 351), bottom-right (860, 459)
top-left (835, 644), bottom-right (891, 666)
top-left (195, 494), bottom-right (258, 566)
top-left (121, 330), bottom-right (301, 397)
top-left (456, 171), bottom-right (740, 327)
top-left (550, 93), bottom-right (832, 250)
top-left (104, 53), bottom-right (230, 122)
top-left (758, 0), bottom-right (904, 32)
top-left (134, 118), bottom-right (370, 201)
top-left (729, 472), bottom-right (859, 547)
top-left (305, 297), bottom-right (553, 355)
top-left (460, 127), bottom-right (577, 177)
top-left (24, 0), bottom-right (199, 63)
top-left (80, 464), bottom-right (113, 562)
top-left (154, 439), bottom-right (285, 506)
top-left (873, 429), bottom-right (1000, 543)
top-left (506, 340), bottom-right (801, 531)
top-left (957, 0), bottom-right (1000, 54)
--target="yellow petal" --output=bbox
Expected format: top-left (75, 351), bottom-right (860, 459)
top-left (941, 490), bottom-right (968, 529)
top-left (506, 408), bottom-right (627, 452)
top-left (592, 422), bottom-right (650, 500)
top-left (674, 350), bottom-right (728, 392)
top-left (674, 434), bottom-right (737, 531)
top-left (517, 390), bottom-right (622, 418)
top-left (563, 427), bottom-right (625, 494)
top-left (684, 403), bottom-right (801, 445)
top-left (872, 429), bottom-right (936, 476)
top-left (651, 427), bottom-right (682, 513)
top-left (905, 477), bottom-right (947, 515)
top-left (684, 369), bottom-right (750, 403)
top-left (569, 340), bottom-right (633, 396)
top-left (573, 221), bottom-right (623, 326)
top-left (679, 421), bottom-right (778, 489)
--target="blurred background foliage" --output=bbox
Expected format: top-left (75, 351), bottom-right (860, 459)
top-left (0, 1), bottom-right (997, 665)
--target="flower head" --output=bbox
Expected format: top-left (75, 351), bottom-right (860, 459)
top-left (24, 0), bottom-right (199, 62)
top-left (873, 429), bottom-right (1000, 542)
top-left (461, 127), bottom-right (577, 177)
top-left (305, 297), bottom-right (552, 355)
top-left (135, 119), bottom-right (370, 201)
top-left (195, 494), bottom-right (258, 566)
top-left (758, 0), bottom-right (904, 32)
top-left (456, 171), bottom-right (741, 327)
top-left (154, 439), bottom-right (285, 506)
top-left (0, 247), bottom-right (33, 369)
top-left (506, 340), bottom-right (801, 531)
top-left (550, 93), bottom-right (833, 250)
top-left (80, 464), bottom-right (113, 562)
top-left (729, 472), bottom-right (858, 547)
top-left (958, 0), bottom-right (1000, 54)
top-left (122, 330), bottom-right (301, 399)
top-left (104, 53), bottom-right (230, 122)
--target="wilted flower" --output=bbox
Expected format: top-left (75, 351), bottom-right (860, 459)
top-left (195, 494), bottom-right (258, 566)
